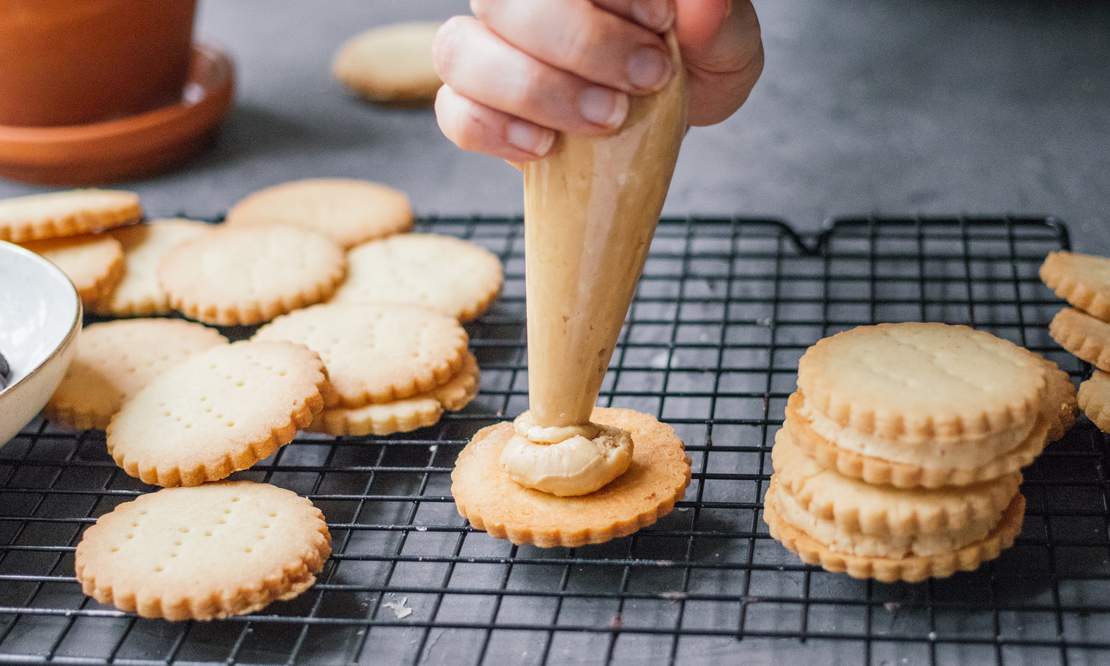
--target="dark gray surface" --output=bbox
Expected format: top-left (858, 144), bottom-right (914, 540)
top-left (0, 0), bottom-right (1106, 249)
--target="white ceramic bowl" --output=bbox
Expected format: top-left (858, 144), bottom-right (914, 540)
top-left (0, 241), bottom-right (81, 446)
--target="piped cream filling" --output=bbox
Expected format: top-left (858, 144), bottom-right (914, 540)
top-left (770, 485), bottom-right (997, 558)
top-left (799, 400), bottom-right (1036, 468)
top-left (499, 411), bottom-right (633, 497)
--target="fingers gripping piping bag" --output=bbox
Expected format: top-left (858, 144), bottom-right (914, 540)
top-left (451, 35), bottom-right (693, 547)
top-left (523, 37), bottom-right (687, 429)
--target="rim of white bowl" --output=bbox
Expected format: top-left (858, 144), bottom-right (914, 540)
top-left (0, 240), bottom-right (82, 398)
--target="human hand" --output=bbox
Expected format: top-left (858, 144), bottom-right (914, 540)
top-left (433, 0), bottom-right (764, 162)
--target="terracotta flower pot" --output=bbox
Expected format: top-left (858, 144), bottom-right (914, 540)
top-left (0, 0), bottom-right (198, 127)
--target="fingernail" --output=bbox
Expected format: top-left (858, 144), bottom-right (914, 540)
top-left (506, 121), bottom-right (555, 156)
top-left (630, 0), bottom-right (674, 31)
top-left (579, 86), bottom-right (628, 128)
top-left (627, 47), bottom-right (671, 90)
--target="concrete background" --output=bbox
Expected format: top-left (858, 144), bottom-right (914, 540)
top-left (1, 0), bottom-right (1106, 250)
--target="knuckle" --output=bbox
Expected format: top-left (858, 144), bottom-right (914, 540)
top-left (432, 16), bottom-right (468, 78)
top-left (505, 64), bottom-right (547, 111)
top-left (445, 101), bottom-right (496, 152)
top-left (561, 20), bottom-right (599, 73)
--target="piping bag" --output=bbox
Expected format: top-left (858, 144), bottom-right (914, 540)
top-left (522, 33), bottom-right (688, 428)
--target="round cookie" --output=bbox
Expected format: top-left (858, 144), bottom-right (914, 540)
top-left (96, 219), bottom-right (211, 316)
top-left (159, 225), bottom-right (347, 326)
top-left (226, 178), bottom-right (412, 249)
top-left (107, 341), bottom-right (332, 487)
top-left (46, 319), bottom-right (228, 431)
top-left (765, 426), bottom-right (1024, 583)
top-left (785, 392), bottom-right (1048, 488)
top-left (1050, 307), bottom-right (1110, 372)
top-left (332, 22), bottom-right (442, 104)
top-left (75, 481), bottom-right (331, 621)
top-left (452, 407), bottom-right (691, 548)
top-left (311, 352), bottom-right (480, 436)
top-left (1041, 251), bottom-right (1110, 322)
top-left (1078, 370), bottom-right (1110, 434)
top-left (331, 233), bottom-right (503, 321)
top-left (798, 323), bottom-right (1046, 442)
top-left (254, 302), bottom-right (468, 406)
top-left (0, 189), bottom-right (141, 243)
top-left (23, 234), bottom-right (124, 305)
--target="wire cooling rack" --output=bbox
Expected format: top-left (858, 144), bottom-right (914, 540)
top-left (0, 216), bottom-right (1107, 665)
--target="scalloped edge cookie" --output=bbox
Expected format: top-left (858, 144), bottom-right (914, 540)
top-left (159, 225), bottom-right (347, 326)
top-left (1050, 307), bottom-right (1110, 372)
top-left (106, 341), bottom-right (332, 487)
top-left (764, 483), bottom-right (1024, 583)
top-left (1040, 251), bottom-right (1110, 323)
top-left (309, 352), bottom-right (480, 436)
top-left (75, 481), bottom-right (331, 621)
top-left (253, 302), bottom-right (468, 407)
top-left (23, 233), bottom-right (124, 305)
top-left (45, 319), bottom-right (228, 431)
top-left (797, 323), bottom-right (1046, 442)
top-left (95, 219), bottom-right (211, 316)
top-left (331, 233), bottom-right (503, 322)
top-left (1078, 370), bottom-right (1110, 434)
top-left (785, 393), bottom-right (1048, 489)
top-left (0, 189), bottom-right (142, 243)
top-left (452, 407), bottom-right (690, 548)
top-left (226, 178), bottom-right (412, 249)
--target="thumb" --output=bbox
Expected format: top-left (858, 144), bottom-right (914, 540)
top-left (674, 0), bottom-right (764, 126)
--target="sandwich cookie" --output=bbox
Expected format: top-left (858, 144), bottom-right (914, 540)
top-left (452, 407), bottom-right (690, 548)
top-left (764, 427), bottom-right (1024, 583)
top-left (785, 391), bottom-right (1048, 488)
top-left (797, 323), bottom-right (1047, 443)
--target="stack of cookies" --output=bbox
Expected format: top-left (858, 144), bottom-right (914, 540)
top-left (1, 189), bottom-right (142, 307)
top-left (253, 302), bottom-right (479, 436)
top-left (765, 322), bottom-right (1073, 582)
top-left (1042, 251), bottom-right (1110, 434)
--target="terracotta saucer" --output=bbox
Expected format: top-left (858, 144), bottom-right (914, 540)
top-left (0, 44), bottom-right (234, 185)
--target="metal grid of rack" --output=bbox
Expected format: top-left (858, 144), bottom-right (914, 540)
top-left (0, 216), bottom-right (1107, 665)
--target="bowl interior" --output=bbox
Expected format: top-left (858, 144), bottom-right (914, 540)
top-left (0, 242), bottom-right (81, 393)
